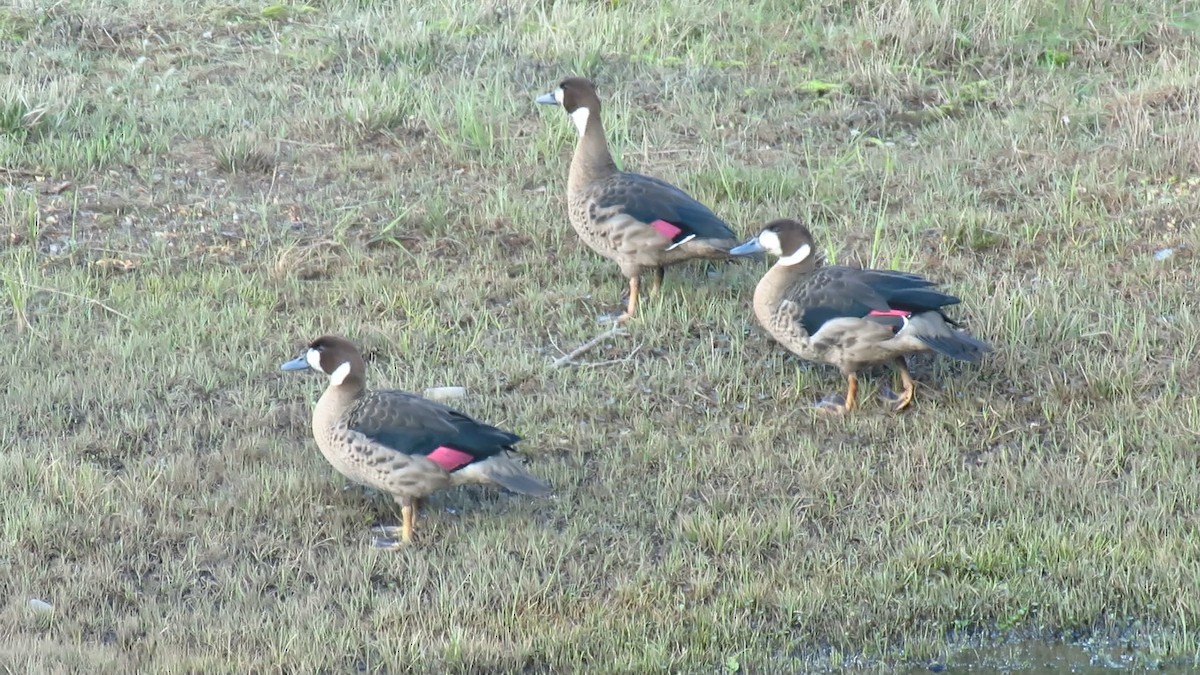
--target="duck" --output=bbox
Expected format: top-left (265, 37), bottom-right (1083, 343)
top-left (536, 76), bottom-right (741, 323)
top-left (280, 335), bottom-right (552, 545)
top-left (730, 219), bottom-right (991, 413)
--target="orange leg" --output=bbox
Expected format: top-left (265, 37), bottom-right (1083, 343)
top-left (401, 502), bottom-right (416, 543)
top-left (892, 358), bottom-right (916, 412)
top-left (843, 372), bottom-right (858, 413)
top-left (649, 267), bottom-right (665, 297)
top-left (615, 275), bottom-right (639, 323)
top-left (373, 497), bottom-right (419, 549)
top-left (815, 372), bottom-right (857, 415)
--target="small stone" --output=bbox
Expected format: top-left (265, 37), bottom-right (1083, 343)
top-left (29, 598), bottom-right (53, 612)
top-left (1153, 248), bottom-right (1174, 261)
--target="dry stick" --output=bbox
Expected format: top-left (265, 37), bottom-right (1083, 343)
top-left (550, 325), bottom-right (628, 369)
top-left (0, 167), bottom-right (38, 176)
top-left (495, 323), bottom-right (632, 396)
top-left (276, 138), bottom-right (341, 150)
top-left (20, 282), bottom-right (131, 321)
top-left (573, 343), bottom-right (644, 368)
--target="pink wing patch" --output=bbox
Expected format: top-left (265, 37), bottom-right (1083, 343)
top-left (426, 446), bottom-right (474, 472)
top-left (868, 309), bottom-right (911, 334)
top-left (650, 219), bottom-right (682, 239)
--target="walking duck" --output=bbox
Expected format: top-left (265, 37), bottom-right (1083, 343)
top-left (730, 219), bottom-right (991, 413)
top-left (536, 76), bottom-right (740, 323)
top-left (281, 335), bottom-right (552, 545)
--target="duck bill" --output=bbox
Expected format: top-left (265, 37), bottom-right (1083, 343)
top-left (729, 237), bottom-right (766, 256)
top-left (535, 91), bottom-right (559, 105)
top-left (280, 355), bottom-right (311, 372)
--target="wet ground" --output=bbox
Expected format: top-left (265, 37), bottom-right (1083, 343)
top-left (906, 640), bottom-right (1193, 673)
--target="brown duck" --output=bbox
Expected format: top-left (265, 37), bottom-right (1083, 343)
top-left (730, 219), bottom-right (991, 413)
top-left (281, 335), bottom-right (551, 545)
top-left (536, 76), bottom-right (740, 323)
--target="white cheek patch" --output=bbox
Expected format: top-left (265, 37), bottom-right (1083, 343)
top-left (329, 362), bottom-right (352, 386)
top-left (569, 107), bottom-right (590, 135)
top-left (757, 230), bottom-right (782, 255)
top-left (553, 87), bottom-right (564, 104)
top-left (305, 348), bottom-right (323, 372)
top-left (777, 243), bottom-right (812, 267)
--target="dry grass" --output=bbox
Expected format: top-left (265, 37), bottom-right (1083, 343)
top-left (3, 0), bottom-right (1200, 671)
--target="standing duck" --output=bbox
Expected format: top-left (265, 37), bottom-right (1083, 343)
top-left (280, 335), bottom-right (552, 545)
top-left (730, 219), bottom-right (991, 413)
top-left (536, 76), bottom-right (741, 323)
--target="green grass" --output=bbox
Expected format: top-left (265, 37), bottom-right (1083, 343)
top-left (3, 0), bottom-right (1200, 671)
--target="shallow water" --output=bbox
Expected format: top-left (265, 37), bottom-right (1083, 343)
top-left (906, 640), bottom-right (1193, 673)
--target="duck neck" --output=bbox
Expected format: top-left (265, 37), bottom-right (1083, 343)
top-left (754, 263), bottom-right (812, 331)
top-left (314, 380), bottom-right (363, 431)
top-left (568, 112), bottom-right (617, 190)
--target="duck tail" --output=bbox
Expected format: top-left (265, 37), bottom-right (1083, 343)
top-left (907, 312), bottom-right (993, 363)
top-left (455, 453), bottom-right (552, 496)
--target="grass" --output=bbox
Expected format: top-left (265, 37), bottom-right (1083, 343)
top-left (2, 0), bottom-right (1200, 671)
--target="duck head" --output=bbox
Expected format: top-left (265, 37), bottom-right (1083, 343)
top-left (536, 76), bottom-right (602, 136)
top-left (730, 219), bottom-right (818, 267)
top-left (281, 334), bottom-right (366, 388)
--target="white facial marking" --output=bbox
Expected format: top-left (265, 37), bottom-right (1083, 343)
top-left (757, 229), bottom-right (783, 256)
top-left (305, 348), bottom-right (323, 372)
top-left (553, 87), bottom-right (565, 104)
top-left (329, 362), bottom-right (352, 386)
top-left (569, 107), bottom-right (590, 135)
top-left (777, 243), bottom-right (812, 267)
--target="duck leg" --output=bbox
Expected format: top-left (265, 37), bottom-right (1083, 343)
top-left (372, 497), bottom-right (418, 549)
top-left (401, 499), bottom-right (417, 543)
top-left (597, 276), bottom-right (639, 324)
top-left (649, 266), bottom-right (665, 297)
top-left (891, 358), bottom-right (916, 411)
top-left (814, 372), bottom-right (857, 415)
top-left (609, 275), bottom-right (639, 324)
top-left (843, 372), bottom-right (858, 412)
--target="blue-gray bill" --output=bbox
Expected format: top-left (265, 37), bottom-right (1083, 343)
top-left (729, 237), bottom-right (766, 256)
top-left (280, 355), bottom-right (310, 371)
top-left (535, 92), bottom-right (558, 105)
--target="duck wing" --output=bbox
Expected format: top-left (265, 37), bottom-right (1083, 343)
top-left (594, 171), bottom-right (737, 247)
top-left (345, 390), bottom-right (520, 472)
top-left (794, 267), bottom-right (962, 335)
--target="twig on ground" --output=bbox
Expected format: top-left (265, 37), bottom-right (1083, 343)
top-left (276, 138), bottom-right (341, 150)
top-left (551, 326), bottom-right (629, 369)
top-left (19, 282), bottom-right (131, 321)
top-left (572, 343), bottom-right (644, 368)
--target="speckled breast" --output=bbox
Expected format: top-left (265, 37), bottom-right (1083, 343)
top-left (567, 194), bottom-right (620, 261)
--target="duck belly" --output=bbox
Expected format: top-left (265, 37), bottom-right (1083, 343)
top-left (317, 435), bottom-right (450, 499)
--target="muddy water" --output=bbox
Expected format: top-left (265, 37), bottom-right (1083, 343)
top-left (904, 641), bottom-right (1193, 673)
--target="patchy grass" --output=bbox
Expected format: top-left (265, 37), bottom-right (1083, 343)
top-left (2, 0), bottom-right (1200, 671)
